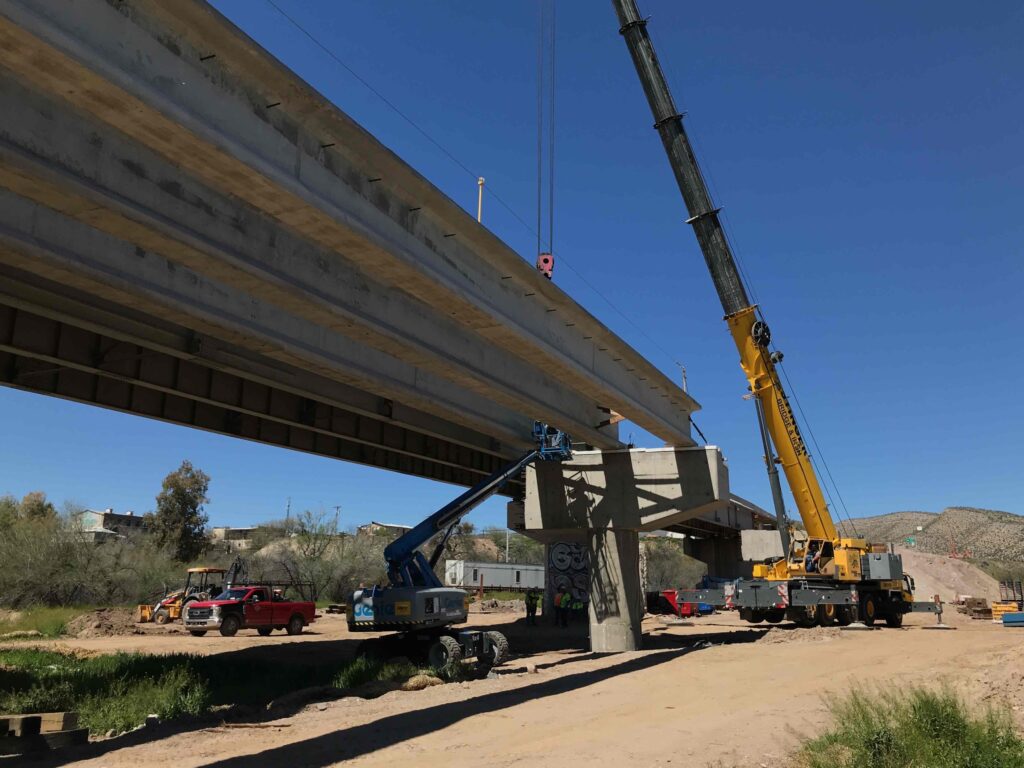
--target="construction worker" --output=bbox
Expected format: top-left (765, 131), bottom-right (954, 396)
top-left (554, 586), bottom-right (569, 627)
top-left (571, 596), bottom-right (584, 623)
top-left (805, 541), bottom-right (821, 573)
top-left (524, 587), bottom-right (539, 625)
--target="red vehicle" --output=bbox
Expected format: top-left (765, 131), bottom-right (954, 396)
top-left (182, 585), bottom-right (316, 637)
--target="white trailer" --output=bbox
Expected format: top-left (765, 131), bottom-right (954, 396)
top-left (444, 560), bottom-right (544, 591)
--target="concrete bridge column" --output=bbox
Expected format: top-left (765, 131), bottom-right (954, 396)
top-left (587, 527), bottom-right (643, 652)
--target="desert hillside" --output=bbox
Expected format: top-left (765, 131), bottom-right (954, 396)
top-left (839, 506), bottom-right (1024, 561)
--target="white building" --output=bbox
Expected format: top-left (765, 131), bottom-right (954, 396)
top-left (72, 508), bottom-right (146, 542)
top-left (444, 560), bottom-right (544, 591)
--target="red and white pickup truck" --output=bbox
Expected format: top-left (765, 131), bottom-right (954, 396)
top-left (182, 585), bottom-right (317, 637)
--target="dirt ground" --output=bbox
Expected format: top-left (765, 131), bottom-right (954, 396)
top-left (9, 604), bottom-right (1022, 768)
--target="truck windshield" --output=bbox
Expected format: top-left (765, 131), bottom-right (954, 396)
top-left (215, 588), bottom-right (249, 601)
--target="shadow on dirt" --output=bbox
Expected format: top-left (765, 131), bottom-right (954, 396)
top-left (25, 621), bottom-right (765, 765)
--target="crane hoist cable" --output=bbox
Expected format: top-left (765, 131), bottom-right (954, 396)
top-left (536, 0), bottom-right (556, 269)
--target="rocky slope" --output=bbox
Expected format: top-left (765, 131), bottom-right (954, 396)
top-left (839, 506), bottom-right (1024, 561)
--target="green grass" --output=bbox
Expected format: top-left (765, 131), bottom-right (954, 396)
top-left (333, 656), bottom-right (423, 689)
top-left (798, 687), bottom-right (1024, 768)
top-left (0, 646), bottom-right (443, 735)
top-left (0, 606), bottom-right (89, 638)
top-left (0, 649), bottom-right (212, 734)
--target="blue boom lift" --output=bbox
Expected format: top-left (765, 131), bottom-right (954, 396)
top-left (348, 422), bottom-right (572, 669)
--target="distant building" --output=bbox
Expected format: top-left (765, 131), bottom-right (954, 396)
top-left (357, 521), bottom-right (412, 538)
top-left (210, 526), bottom-right (257, 551)
top-left (72, 508), bottom-right (146, 543)
top-left (445, 560), bottom-right (544, 591)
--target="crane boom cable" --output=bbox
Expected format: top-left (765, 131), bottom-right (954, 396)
top-left (776, 361), bottom-right (860, 537)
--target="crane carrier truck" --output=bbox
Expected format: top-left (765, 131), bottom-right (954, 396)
top-left (612, 0), bottom-right (941, 628)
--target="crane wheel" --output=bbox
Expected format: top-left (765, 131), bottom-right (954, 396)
top-left (764, 608), bottom-right (785, 624)
top-left (478, 631), bottom-right (510, 668)
top-left (860, 595), bottom-right (878, 627)
top-left (835, 606), bottom-right (854, 626)
top-left (885, 611), bottom-right (904, 628)
top-left (153, 608), bottom-right (170, 625)
top-left (818, 604), bottom-right (837, 626)
top-left (428, 636), bottom-right (463, 671)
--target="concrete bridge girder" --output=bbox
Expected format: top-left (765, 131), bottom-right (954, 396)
top-left (0, 0), bottom-right (697, 447)
top-left (0, 73), bottom-right (613, 452)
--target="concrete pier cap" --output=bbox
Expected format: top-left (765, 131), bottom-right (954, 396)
top-left (509, 446), bottom-right (729, 652)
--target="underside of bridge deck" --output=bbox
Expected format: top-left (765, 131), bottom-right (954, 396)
top-left (0, 0), bottom-right (698, 489)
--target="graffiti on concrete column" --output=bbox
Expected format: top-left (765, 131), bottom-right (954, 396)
top-left (547, 541), bottom-right (588, 608)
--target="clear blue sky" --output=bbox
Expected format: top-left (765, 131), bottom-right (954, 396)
top-left (2, 1), bottom-right (1021, 529)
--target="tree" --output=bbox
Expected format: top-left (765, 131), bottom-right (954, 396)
top-left (484, 527), bottom-right (544, 565)
top-left (254, 510), bottom-right (340, 601)
top-left (0, 494), bottom-right (18, 528)
top-left (150, 461), bottom-right (210, 562)
top-left (643, 538), bottom-right (707, 592)
top-left (19, 491), bottom-right (56, 520)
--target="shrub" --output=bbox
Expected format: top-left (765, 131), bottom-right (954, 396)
top-left (334, 656), bottom-right (422, 689)
top-left (799, 687), bottom-right (1024, 768)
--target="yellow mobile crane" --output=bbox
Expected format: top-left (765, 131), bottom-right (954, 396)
top-left (613, 0), bottom-right (939, 627)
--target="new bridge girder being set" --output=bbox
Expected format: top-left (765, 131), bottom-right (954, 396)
top-left (0, 0), bottom-right (766, 651)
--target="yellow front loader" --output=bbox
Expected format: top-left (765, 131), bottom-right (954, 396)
top-left (136, 566), bottom-right (228, 624)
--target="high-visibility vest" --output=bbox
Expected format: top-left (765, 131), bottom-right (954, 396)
top-left (555, 593), bottom-right (566, 607)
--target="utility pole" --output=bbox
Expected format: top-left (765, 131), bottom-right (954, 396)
top-left (505, 528), bottom-right (510, 563)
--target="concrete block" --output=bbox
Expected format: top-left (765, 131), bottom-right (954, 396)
top-left (741, 530), bottom-right (785, 561)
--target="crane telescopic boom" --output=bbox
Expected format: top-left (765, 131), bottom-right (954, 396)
top-left (612, 0), bottom-right (836, 542)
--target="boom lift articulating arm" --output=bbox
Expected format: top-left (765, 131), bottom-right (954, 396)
top-left (348, 423), bottom-right (572, 665)
top-left (382, 422), bottom-right (573, 591)
top-left (613, 0), bottom-right (836, 545)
